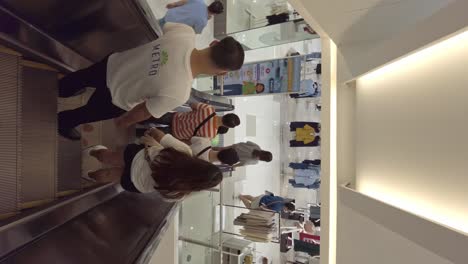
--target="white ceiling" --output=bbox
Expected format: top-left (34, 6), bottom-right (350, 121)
top-left (290, 0), bottom-right (454, 46)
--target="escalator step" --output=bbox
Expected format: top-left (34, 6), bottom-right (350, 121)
top-left (0, 52), bottom-right (21, 216)
top-left (0, 49), bottom-right (83, 217)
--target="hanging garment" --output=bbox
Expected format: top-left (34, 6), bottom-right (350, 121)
top-left (295, 125), bottom-right (315, 143)
top-left (294, 239), bottom-right (320, 256)
top-left (299, 233), bottom-right (320, 244)
top-left (289, 160), bottom-right (321, 188)
top-left (289, 122), bottom-right (320, 147)
top-left (294, 168), bottom-right (320, 185)
top-left (309, 206), bottom-right (321, 219)
top-left (289, 179), bottom-right (320, 189)
top-left (289, 136), bottom-right (321, 147)
top-left (290, 122), bottom-right (321, 132)
top-left (266, 12), bottom-right (289, 25)
top-left (289, 160), bottom-right (321, 170)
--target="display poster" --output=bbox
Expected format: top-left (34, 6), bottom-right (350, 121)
top-left (215, 56), bottom-right (304, 96)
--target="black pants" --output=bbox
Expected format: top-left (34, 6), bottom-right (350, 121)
top-left (120, 144), bottom-right (145, 193)
top-left (138, 112), bottom-right (174, 136)
top-left (58, 56), bottom-right (125, 129)
top-left (140, 112), bottom-right (174, 126)
top-left (294, 239), bottom-right (320, 256)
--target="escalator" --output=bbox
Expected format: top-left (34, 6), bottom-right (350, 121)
top-left (0, 1), bottom-right (233, 263)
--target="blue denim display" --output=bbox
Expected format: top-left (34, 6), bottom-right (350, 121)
top-left (289, 179), bottom-right (320, 190)
top-left (289, 160), bottom-right (321, 189)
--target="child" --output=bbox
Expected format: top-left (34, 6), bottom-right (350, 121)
top-left (84, 128), bottom-right (222, 201)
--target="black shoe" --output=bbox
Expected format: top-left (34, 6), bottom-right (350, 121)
top-left (58, 127), bottom-right (81, 141)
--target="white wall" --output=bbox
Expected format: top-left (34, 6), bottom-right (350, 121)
top-left (337, 192), bottom-right (454, 264)
top-left (288, 0), bottom-right (453, 46)
top-left (355, 28), bottom-right (468, 236)
top-left (287, 1), bottom-right (468, 264)
top-left (289, 0), bottom-right (468, 81)
top-left (338, 186), bottom-right (468, 264)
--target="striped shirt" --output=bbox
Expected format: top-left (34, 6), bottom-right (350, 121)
top-left (172, 103), bottom-right (217, 140)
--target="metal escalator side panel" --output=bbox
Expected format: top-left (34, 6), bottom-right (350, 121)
top-left (19, 65), bottom-right (57, 205)
top-left (57, 137), bottom-right (82, 193)
top-left (1, 191), bottom-right (177, 264)
top-left (0, 52), bottom-right (20, 217)
top-left (0, 4), bottom-right (91, 72)
top-left (1, 0), bottom-right (157, 64)
top-left (190, 88), bottom-right (235, 112)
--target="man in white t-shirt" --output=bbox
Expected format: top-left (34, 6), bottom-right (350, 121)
top-left (212, 141), bottom-right (273, 167)
top-left (190, 137), bottom-right (239, 166)
top-left (58, 22), bottom-right (245, 140)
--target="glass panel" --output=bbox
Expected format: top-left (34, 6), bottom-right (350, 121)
top-left (226, 0), bottom-right (301, 34)
top-left (193, 75), bottom-right (215, 92)
top-left (178, 240), bottom-right (215, 264)
top-left (179, 191), bottom-right (220, 245)
top-left (228, 21), bottom-right (319, 50)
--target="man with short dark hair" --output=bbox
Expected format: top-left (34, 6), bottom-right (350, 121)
top-left (58, 25), bottom-right (244, 141)
top-left (160, 0), bottom-right (224, 34)
top-left (146, 104), bottom-right (240, 140)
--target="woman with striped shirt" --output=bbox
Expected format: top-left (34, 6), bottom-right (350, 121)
top-left (148, 102), bottom-right (240, 140)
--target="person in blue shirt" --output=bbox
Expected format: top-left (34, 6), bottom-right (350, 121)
top-left (239, 194), bottom-right (295, 213)
top-left (160, 0), bottom-right (224, 34)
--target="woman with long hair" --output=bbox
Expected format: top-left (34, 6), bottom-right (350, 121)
top-left (83, 127), bottom-right (222, 201)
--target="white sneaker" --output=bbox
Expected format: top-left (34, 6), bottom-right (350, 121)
top-left (83, 145), bottom-right (108, 157)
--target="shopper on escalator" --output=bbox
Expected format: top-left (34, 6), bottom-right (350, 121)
top-left (142, 102), bottom-right (240, 140)
top-left (82, 128), bottom-right (222, 201)
top-left (189, 136), bottom-right (239, 166)
top-left (159, 0), bottom-right (224, 34)
top-left (227, 141), bottom-right (273, 167)
top-left (57, 23), bottom-right (245, 141)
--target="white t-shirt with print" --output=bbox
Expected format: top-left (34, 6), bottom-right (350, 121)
top-left (106, 23), bottom-right (195, 118)
top-left (130, 134), bottom-right (192, 193)
top-left (190, 136), bottom-right (212, 161)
